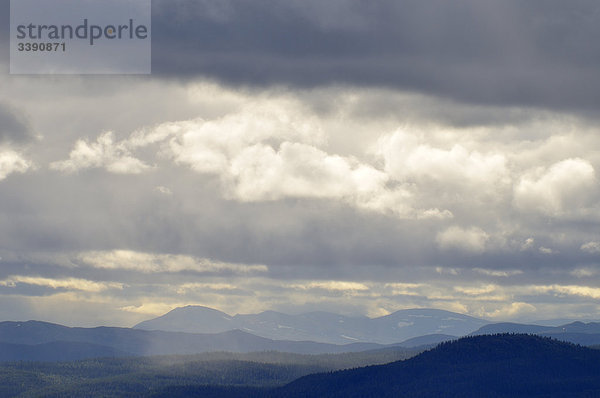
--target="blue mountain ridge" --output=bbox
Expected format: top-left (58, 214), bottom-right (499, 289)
top-left (0, 320), bottom-right (389, 362)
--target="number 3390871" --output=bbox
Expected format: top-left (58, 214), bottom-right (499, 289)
top-left (17, 42), bottom-right (66, 52)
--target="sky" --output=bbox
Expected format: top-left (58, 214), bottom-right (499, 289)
top-left (1, 0), bottom-right (600, 327)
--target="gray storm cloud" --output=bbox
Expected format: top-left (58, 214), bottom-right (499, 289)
top-left (149, 0), bottom-right (600, 112)
top-left (2, 0), bottom-right (600, 111)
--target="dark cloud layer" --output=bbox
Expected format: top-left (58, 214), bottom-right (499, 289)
top-left (151, 0), bottom-right (600, 112)
top-left (2, 0), bottom-right (599, 111)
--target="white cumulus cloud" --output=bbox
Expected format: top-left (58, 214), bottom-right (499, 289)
top-left (514, 158), bottom-right (597, 216)
top-left (51, 131), bottom-right (150, 174)
top-left (0, 149), bottom-right (31, 180)
top-left (377, 129), bottom-right (509, 192)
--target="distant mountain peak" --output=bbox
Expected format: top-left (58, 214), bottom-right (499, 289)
top-left (174, 305), bottom-right (232, 315)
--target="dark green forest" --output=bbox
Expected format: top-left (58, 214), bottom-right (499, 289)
top-left (270, 334), bottom-right (600, 398)
top-left (0, 347), bottom-right (420, 397)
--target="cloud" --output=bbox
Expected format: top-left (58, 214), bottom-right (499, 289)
top-left (378, 129), bottom-right (509, 192)
top-left (454, 284), bottom-right (498, 296)
top-left (50, 132), bottom-right (150, 174)
top-left (77, 250), bottom-right (268, 275)
top-left (3, 74), bottom-right (600, 325)
top-left (513, 158), bottom-right (597, 217)
top-left (384, 283), bottom-right (424, 297)
top-left (483, 302), bottom-right (537, 319)
top-left (435, 267), bottom-right (460, 275)
top-left (158, 101), bottom-right (404, 213)
top-left (473, 268), bottom-right (523, 277)
top-left (520, 238), bottom-right (535, 251)
top-left (290, 280), bottom-right (370, 292)
top-left (417, 208), bottom-right (454, 220)
top-left (42, 84), bottom-right (600, 232)
top-left (533, 284), bottom-right (600, 300)
top-left (3, 0), bottom-right (600, 113)
top-left (146, 0), bottom-right (600, 113)
top-left (0, 276), bottom-right (124, 293)
top-left (581, 241), bottom-right (600, 254)
top-left (55, 98), bottom-right (444, 219)
top-left (155, 186), bottom-right (173, 195)
top-left (119, 302), bottom-right (189, 316)
top-left (175, 283), bottom-right (242, 294)
top-left (162, 113), bottom-right (458, 218)
top-left (436, 226), bottom-right (489, 253)
top-left (0, 103), bottom-right (32, 144)
top-left (570, 268), bottom-right (597, 278)
top-left (0, 149), bottom-right (31, 180)
top-left (162, 97), bottom-right (325, 173)
top-left (538, 247), bottom-right (555, 255)
top-left (229, 143), bottom-right (373, 200)
top-left (227, 142), bottom-right (417, 219)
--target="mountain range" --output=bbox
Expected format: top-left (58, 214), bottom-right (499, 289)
top-left (0, 320), bottom-right (390, 362)
top-left (3, 307), bottom-right (600, 363)
top-left (135, 305), bottom-right (600, 347)
top-left (134, 306), bottom-right (489, 344)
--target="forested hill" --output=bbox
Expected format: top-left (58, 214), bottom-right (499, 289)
top-left (153, 334), bottom-right (600, 398)
top-left (275, 334), bottom-right (600, 398)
